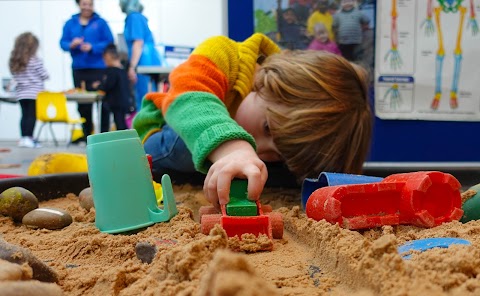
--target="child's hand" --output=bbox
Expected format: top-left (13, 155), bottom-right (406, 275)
top-left (204, 140), bottom-right (268, 207)
top-left (91, 81), bottom-right (100, 89)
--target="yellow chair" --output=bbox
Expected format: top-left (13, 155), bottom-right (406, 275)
top-left (36, 91), bottom-right (86, 147)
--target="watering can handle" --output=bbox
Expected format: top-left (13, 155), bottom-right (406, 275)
top-left (149, 174), bottom-right (178, 222)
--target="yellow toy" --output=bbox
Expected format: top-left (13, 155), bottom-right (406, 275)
top-left (28, 153), bottom-right (88, 175)
top-left (153, 181), bottom-right (163, 205)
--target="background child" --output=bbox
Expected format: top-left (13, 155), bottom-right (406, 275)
top-left (9, 32), bottom-right (49, 148)
top-left (278, 8), bottom-right (308, 50)
top-left (133, 33), bottom-right (372, 207)
top-left (307, 22), bottom-right (342, 55)
top-left (306, 0), bottom-right (334, 40)
top-left (92, 44), bottom-right (129, 132)
top-left (332, 0), bottom-right (370, 61)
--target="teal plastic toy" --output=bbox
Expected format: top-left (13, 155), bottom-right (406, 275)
top-left (461, 183), bottom-right (480, 223)
top-left (86, 129), bottom-right (178, 234)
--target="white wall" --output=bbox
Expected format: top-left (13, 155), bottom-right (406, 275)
top-left (0, 0), bottom-right (227, 141)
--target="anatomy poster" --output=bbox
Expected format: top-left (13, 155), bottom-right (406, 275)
top-left (375, 0), bottom-right (480, 121)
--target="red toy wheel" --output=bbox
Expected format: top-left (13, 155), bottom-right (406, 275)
top-left (200, 214), bottom-right (222, 235)
top-left (268, 212), bottom-right (284, 239)
top-left (199, 206), bottom-right (218, 221)
top-left (261, 204), bottom-right (273, 213)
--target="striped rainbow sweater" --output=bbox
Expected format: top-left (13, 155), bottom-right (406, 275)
top-left (133, 33), bottom-right (280, 173)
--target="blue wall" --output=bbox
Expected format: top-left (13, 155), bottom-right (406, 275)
top-left (227, 0), bottom-right (480, 162)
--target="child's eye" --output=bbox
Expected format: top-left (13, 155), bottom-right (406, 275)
top-left (263, 121), bottom-right (271, 136)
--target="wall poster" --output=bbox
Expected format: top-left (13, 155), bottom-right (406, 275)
top-left (253, 0), bottom-right (376, 80)
top-left (376, 0), bottom-right (480, 121)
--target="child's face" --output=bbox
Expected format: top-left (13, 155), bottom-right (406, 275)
top-left (341, 0), bottom-right (355, 10)
top-left (283, 10), bottom-right (297, 24)
top-left (314, 28), bottom-right (329, 43)
top-left (234, 92), bottom-right (282, 162)
top-left (102, 53), bottom-right (115, 67)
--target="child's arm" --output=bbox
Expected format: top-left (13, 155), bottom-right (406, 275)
top-left (96, 72), bottom-right (116, 92)
top-left (135, 34), bottom-right (280, 205)
top-left (359, 10), bottom-right (371, 30)
top-left (35, 58), bottom-right (49, 81)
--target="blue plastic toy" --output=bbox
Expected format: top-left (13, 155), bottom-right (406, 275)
top-left (301, 172), bottom-right (383, 210)
top-left (398, 237), bottom-right (471, 259)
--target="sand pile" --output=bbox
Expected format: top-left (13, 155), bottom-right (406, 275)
top-left (0, 185), bottom-right (479, 295)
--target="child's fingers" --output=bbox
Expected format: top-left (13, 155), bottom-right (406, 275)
top-left (204, 170), bottom-right (221, 206)
top-left (245, 163), bottom-right (268, 200)
top-left (216, 173), bottom-right (233, 205)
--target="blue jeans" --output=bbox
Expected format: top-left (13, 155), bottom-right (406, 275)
top-left (143, 125), bottom-right (196, 175)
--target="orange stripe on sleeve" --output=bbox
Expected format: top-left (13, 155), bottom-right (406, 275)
top-left (149, 55), bottom-right (229, 114)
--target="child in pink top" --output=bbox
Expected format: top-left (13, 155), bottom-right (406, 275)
top-left (307, 23), bottom-right (342, 56)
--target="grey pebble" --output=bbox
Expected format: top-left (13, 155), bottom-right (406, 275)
top-left (22, 207), bottom-right (72, 230)
top-left (78, 187), bottom-right (94, 211)
top-left (135, 242), bottom-right (157, 264)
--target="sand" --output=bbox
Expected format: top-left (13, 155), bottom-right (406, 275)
top-left (1, 184), bottom-right (480, 295)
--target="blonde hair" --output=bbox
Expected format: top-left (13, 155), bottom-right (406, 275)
top-left (9, 32), bottom-right (39, 74)
top-left (254, 50), bottom-right (372, 180)
top-left (314, 22), bottom-right (327, 34)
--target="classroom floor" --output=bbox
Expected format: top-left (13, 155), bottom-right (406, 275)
top-left (0, 140), bottom-right (86, 176)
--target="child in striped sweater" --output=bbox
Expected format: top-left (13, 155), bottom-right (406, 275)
top-left (9, 32), bottom-right (49, 148)
top-left (133, 33), bottom-right (372, 206)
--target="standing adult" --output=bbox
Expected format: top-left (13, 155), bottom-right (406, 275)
top-left (60, 0), bottom-right (114, 143)
top-left (120, 0), bottom-right (161, 112)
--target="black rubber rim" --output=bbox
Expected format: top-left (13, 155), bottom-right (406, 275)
top-left (0, 173), bottom-right (89, 202)
top-left (0, 162), bottom-right (301, 203)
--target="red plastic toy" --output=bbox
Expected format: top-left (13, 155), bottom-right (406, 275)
top-left (306, 171), bottom-right (463, 229)
top-left (199, 201), bottom-right (284, 240)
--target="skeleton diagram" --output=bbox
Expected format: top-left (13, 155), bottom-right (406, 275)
top-left (385, 0), bottom-right (402, 71)
top-left (383, 0), bottom-right (403, 110)
top-left (422, 0), bottom-right (478, 110)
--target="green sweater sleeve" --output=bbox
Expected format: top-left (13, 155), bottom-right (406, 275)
top-left (132, 97), bottom-right (165, 141)
top-left (165, 91), bottom-right (256, 173)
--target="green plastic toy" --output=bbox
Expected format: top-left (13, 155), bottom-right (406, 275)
top-left (226, 180), bottom-right (257, 216)
top-left (461, 183), bottom-right (480, 223)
